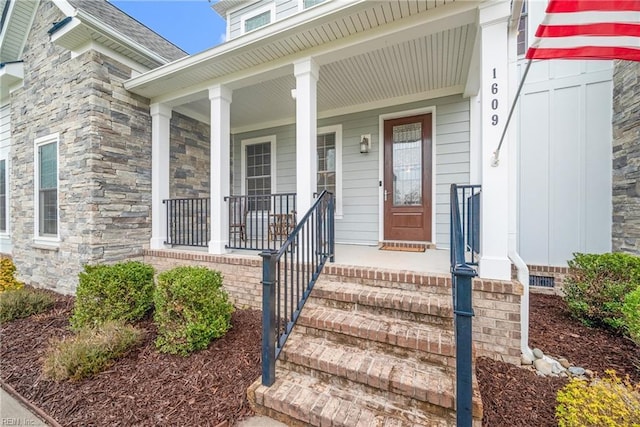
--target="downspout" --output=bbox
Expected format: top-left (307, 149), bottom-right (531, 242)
top-left (507, 0), bottom-right (534, 361)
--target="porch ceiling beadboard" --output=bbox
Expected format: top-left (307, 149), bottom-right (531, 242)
top-left (126, 0), bottom-right (479, 130)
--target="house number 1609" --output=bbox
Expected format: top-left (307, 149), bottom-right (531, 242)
top-left (490, 68), bottom-right (499, 126)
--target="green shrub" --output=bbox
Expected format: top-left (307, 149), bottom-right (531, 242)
top-left (0, 287), bottom-right (55, 323)
top-left (70, 261), bottom-right (155, 329)
top-left (623, 287), bottom-right (640, 346)
top-left (154, 266), bottom-right (234, 356)
top-left (556, 370), bottom-right (640, 427)
top-left (43, 321), bottom-right (143, 381)
top-left (564, 252), bottom-right (640, 331)
top-left (0, 258), bottom-right (23, 293)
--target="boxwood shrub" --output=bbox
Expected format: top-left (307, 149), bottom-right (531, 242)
top-left (154, 266), bottom-right (233, 356)
top-left (564, 252), bottom-right (640, 331)
top-left (0, 258), bottom-right (23, 293)
top-left (70, 261), bottom-right (155, 329)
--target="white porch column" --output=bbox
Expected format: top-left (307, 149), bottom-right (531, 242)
top-left (294, 58), bottom-right (319, 220)
top-left (150, 103), bottom-right (172, 249)
top-left (478, 1), bottom-right (512, 280)
top-left (208, 85), bottom-right (232, 254)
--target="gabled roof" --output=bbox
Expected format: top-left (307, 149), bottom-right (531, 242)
top-left (66, 0), bottom-right (186, 62)
top-left (211, 0), bottom-right (250, 18)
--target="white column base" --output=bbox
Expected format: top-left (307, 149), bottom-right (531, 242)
top-left (208, 240), bottom-right (229, 255)
top-left (479, 255), bottom-right (511, 281)
top-left (150, 237), bottom-right (167, 250)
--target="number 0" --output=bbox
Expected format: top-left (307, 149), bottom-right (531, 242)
top-left (491, 99), bottom-right (498, 110)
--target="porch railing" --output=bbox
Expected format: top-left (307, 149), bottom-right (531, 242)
top-left (450, 183), bottom-right (481, 427)
top-left (260, 190), bottom-right (335, 386)
top-left (225, 193), bottom-right (297, 251)
top-left (164, 198), bottom-right (210, 247)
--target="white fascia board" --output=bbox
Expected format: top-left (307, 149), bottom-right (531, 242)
top-left (74, 10), bottom-right (170, 65)
top-left (124, 0), bottom-right (369, 91)
top-left (52, 0), bottom-right (76, 16)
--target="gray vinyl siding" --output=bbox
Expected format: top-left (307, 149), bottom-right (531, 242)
top-left (0, 104), bottom-right (10, 146)
top-left (231, 94), bottom-right (469, 246)
top-left (229, 0), bottom-right (274, 39)
top-left (276, 0), bottom-right (299, 20)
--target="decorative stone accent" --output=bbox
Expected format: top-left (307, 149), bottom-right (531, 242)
top-left (170, 112), bottom-right (210, 199)
top-left (612, 60), bottom-right (640, 255)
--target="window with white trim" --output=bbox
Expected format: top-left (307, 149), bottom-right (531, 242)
top-left (0, 159), bottom-right (6, 233)
top-left (242, 5), bottom-right (273, 33)
top-left (317, 125), bottom-right (342, 218)
top-left (242, 136), bottom-right (277, 211)
top-left (302, 0), bottom-right (325, 9)
top-left (517, 1), bottom-right (528, 56)
top-left (35, 135), bottom-right (58, 239)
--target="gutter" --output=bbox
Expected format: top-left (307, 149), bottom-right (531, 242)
top-left (0, 59), bottom-right (23, 69)
top-left (508, 241), bottom-right (534, 361)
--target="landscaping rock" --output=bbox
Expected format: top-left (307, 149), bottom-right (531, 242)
top-left (568, 367), bottom-right (586, 376)
top-left (521, 354), bottom-right (534, 365)
top-left (558, 358), bottom-right (571, 369)
top-left (533, 359), bottom-right (553, 376)
top-left (532, 348), bottom-right (545, 359)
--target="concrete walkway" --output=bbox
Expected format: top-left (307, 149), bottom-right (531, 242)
top-left (0, 387), bottom-right (49, 426)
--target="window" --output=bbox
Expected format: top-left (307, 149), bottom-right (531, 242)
top-left (242, 136), bottom-right (276, 211)
top-left (517, 1), bottom-right (528, 56)
top-left (317, 133), bottom-right (336, 196)
top-left (0, 159), bottom-right (5, 233)
top-left (242, 6), bottom-right (273, 33)
top-left (35, 134), bottom-right (58, 239)
top-left (317, 125), bottom-right (342, 218)
top-left (303, 0), bottom-right (325, 9)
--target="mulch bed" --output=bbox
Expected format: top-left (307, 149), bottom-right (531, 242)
top-left (2, 290), bottom-right (639, 426)
top-left (477, 293), bottom-right (640, 427)
top-left (0, 290), bottom-right (261, 427)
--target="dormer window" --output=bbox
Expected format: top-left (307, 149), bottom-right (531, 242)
top-left (242, 5), bottom-right (274, 33)
top-left (302, 0), bottom-right (325, 9)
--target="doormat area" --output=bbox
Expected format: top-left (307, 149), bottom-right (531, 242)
top-left (379, 243), bottom-right (427, 252)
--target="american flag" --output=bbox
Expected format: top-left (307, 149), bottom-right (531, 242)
top-left (526, 0), bottom-right (640, 61)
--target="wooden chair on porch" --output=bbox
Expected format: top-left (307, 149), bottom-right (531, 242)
top-left (229, 197), bottom-right (247, 242)
top-left (268, 210), bottom-right (296, 243)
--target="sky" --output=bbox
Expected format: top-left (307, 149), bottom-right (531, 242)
top-left (109, 0), bottom-right (227, 55)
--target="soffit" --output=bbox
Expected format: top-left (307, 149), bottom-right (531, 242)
top-left (0, 0), bottom-right (38, 62)
top-left (127, 0), bottom-right (475, 100)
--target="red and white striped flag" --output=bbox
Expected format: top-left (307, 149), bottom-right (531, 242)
top-left (526, 0), bottom-right (640, 61)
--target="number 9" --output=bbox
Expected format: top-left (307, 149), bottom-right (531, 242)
top-left (491, 115), bottom-right (498, 126)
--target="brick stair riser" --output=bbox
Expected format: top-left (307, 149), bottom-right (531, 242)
top-left (252, 373), bottom-right (456, 427)
top-left (308, 296), bottom-right (454, 328)
top-left (297, 325), bottom-right (456, 370)
top-left (322, 273), bottom-right (452, 295)
top-left (278, 358), bottom-right (459, 421)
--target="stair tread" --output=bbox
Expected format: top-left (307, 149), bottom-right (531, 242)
top-left (313, 279), bottom-right (453, 315)
top-left (281, 333), bottom-right (461, 410)
top-left (255, 368), bottom-right (455, 427)
top-left (298, 303), bottom-right (455, 355)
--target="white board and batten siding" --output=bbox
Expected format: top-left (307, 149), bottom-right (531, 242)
top-left (232, 95), bottom-right (470, 247)
top-left (518, 59), bottom-right (613, 267)
top-left (0, 103), bottom-right (11, 254)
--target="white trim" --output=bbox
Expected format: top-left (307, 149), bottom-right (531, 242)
top-left (317, 124), bottom-right (343, 219)
top-left (231, 85), bottom-right (462, 134)
top-left (378, 106), bottom-right (437, 246)
top-left (33, 133), bottom-right (60, 247)
top-left (240, 4), bottom-right (275, 35)
top-left (240, 135), bottom-right (277, 204)
top-left (298, 0), bottom-right (325, 11)
top-left (68, 41), bottom-right (152, 75)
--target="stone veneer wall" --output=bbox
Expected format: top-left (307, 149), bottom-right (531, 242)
top-left (612, 60), bottom-right (640, 255)
top-left (170, 112), bottom-right (210, 198)
top-left (10, 1), bottom-right (152, 293)
top-left (144, 249), bottom-right (523, 365)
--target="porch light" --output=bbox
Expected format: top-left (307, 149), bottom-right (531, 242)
top-left (360, 135), bottom-right (370, 154)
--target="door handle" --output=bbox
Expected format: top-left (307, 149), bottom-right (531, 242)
top-left (384, 189), bottom-right (388, 201)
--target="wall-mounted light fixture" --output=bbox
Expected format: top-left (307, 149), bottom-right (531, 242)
top-left (360, 134), bottom-right (371, 154)
top-left (290, 89), bottom-right (297, 99)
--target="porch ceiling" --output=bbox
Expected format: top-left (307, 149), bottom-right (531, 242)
top-left (128, 0), bottom-right (480, 131)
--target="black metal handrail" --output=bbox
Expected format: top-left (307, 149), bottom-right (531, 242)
top-left (164, 198), bottom-right (210, 247)
top-left (260, 190), bottom-right (335, 386)
top-left (225, 193), bottom-right (296, 251)
top-left (450, 183), bottom-right (480, 427)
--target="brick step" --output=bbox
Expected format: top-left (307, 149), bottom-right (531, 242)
top-left (280, 333), bottom-right (482, 418)
top-left (297, 304), bottom-right (455, 368)
top-left (249, 368), bottom-right (457, 427)
top-left (310, 279), bottom-right (453, 327)
top-left (323, 266), bottom-right (452, 295)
